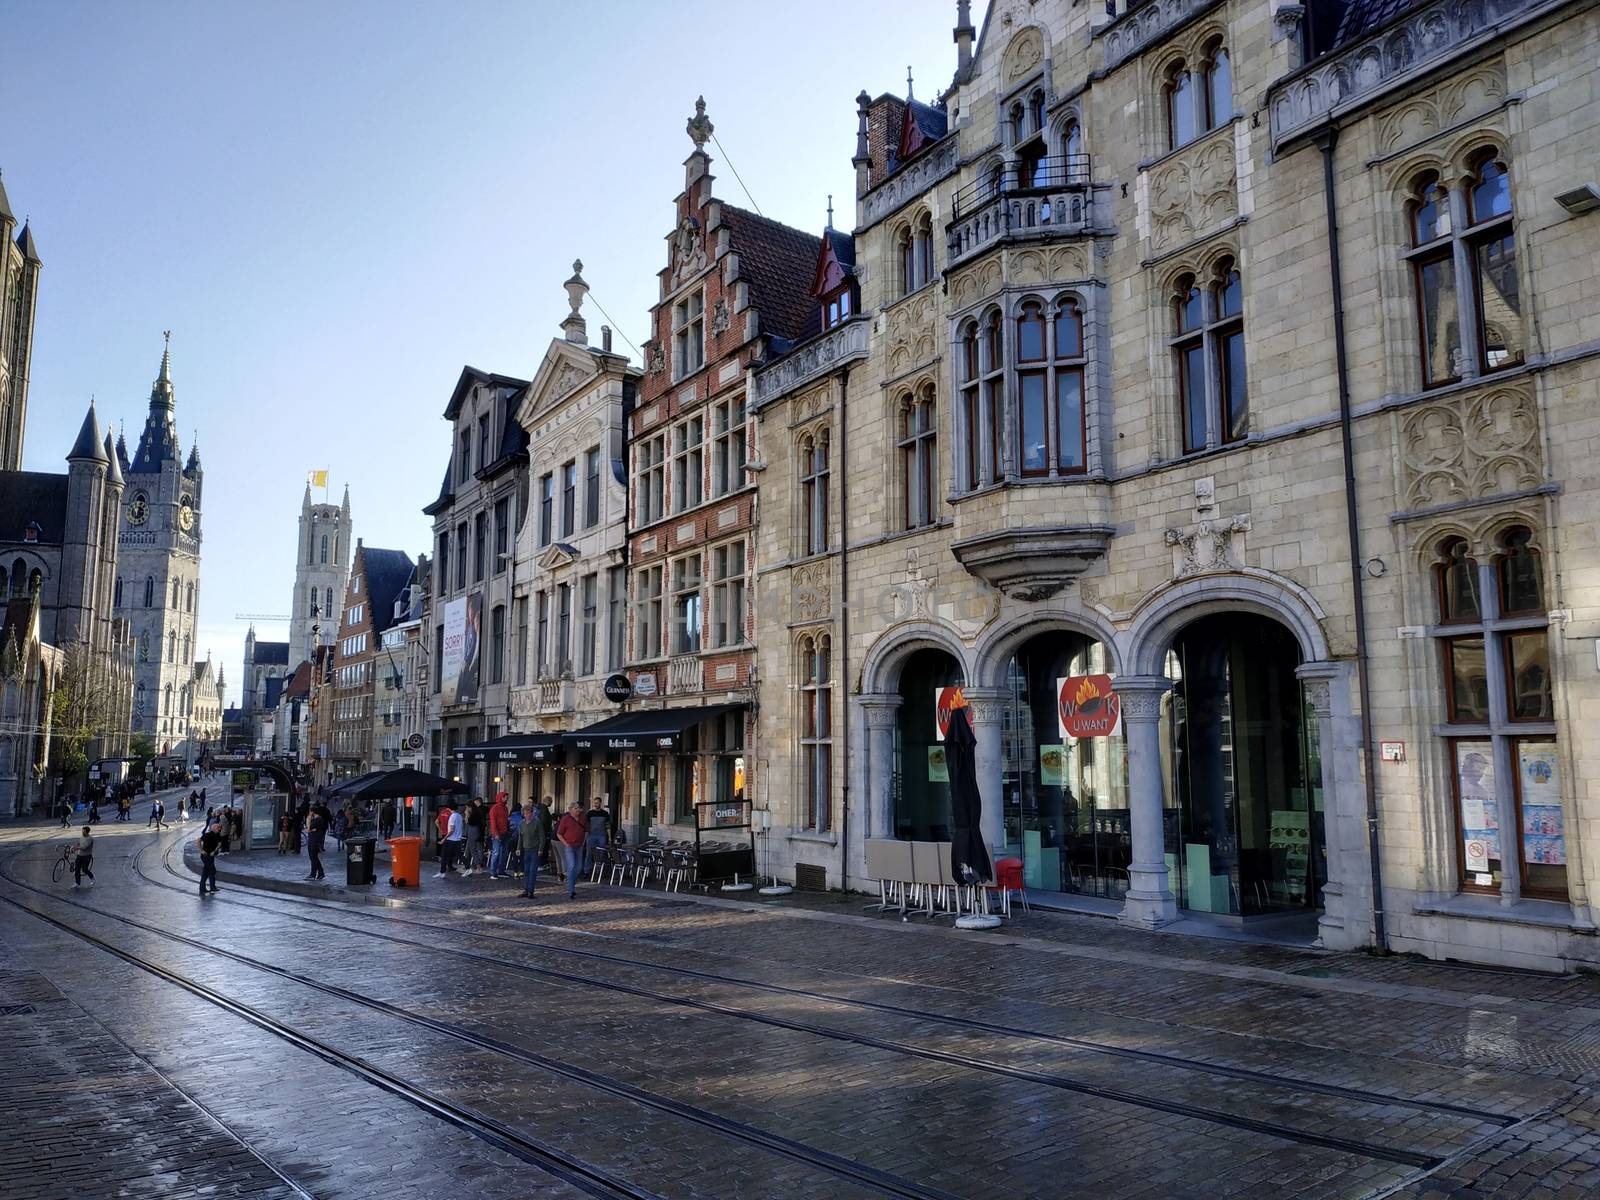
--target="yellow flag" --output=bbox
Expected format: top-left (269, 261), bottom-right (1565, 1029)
top-left (309, 469), bottom-right (328, 488)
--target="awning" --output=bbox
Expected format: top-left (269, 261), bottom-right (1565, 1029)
top-left (562, 704), bottom-right (745, 753)
top-left (454, 733), bottom-right (564, 764)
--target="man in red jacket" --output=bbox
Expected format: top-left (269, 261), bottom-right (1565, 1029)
top-left (434, 802), bottom-right (454, 872)
top-left (555, 801), bottom-right (586, 899)
top-left (487, 792), bottom-right (512, 879)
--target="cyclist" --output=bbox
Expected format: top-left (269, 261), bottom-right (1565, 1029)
top-left (72, 826), bottom-right (95, 888)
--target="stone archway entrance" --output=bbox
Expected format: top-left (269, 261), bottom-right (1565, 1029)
top-left (1161, 612), bottom-right (1324, 918)
top-left (891, 647), bottom-right (964, 841)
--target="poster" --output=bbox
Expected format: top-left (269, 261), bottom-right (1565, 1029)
top-left (927, 745), bottom-right (949, 783)
top-left (1454, 740), bottom-right (1499, 872)
top-left (440, 594), bottom-right (482, 705)
top-left (1518, 742), bottom-right (1565, 865)
top-left (1039, 744), bottom-right (1066, 787)
top-left (932, 686), bottom-right (966, 743)
top-left (1057, 674), bottom-right (1122, 738)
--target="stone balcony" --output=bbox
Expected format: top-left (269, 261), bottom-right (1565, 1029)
top-left (945, 158), bottom-right (1109, 271)
top-left (751, 316), bottom-right (869, 410)
top-left (667, 654), bottom-right (702, 695)
top-left (950, 481), bottom-right (1114, 601)
top-left (537, 677), bottom-right (572, 715)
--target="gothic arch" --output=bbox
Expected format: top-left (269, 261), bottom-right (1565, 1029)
top-left (859, 620), bottom-right (974, 695)
top-left (973, 607), bottom-right (1124, 687)
top-left (1124, 571), bottom-right (1332, 676)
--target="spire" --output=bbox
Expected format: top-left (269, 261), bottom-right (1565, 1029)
top-left (906, 65), bottom-right (915, 102)
top-left (561, 259), bottom-right (589, 345)
top-left (341, 482), bottom-right (350, 513)
top-left (0, 170), bottom-right (12, 221)
top-left (826, 195), bottom-right (834, 230)
top-left (150, 331), bottom-right (175, 411)
top-left (103, 433), bottom-right (123, 485)
top-left (303, 479), bottom-right (312, 505)
top-left (67, 402), bottom-right (108, 464)
top-left (954, 1), bottom-right (976, 72)
top-left (115, 430), bottom-right (130, 475)
top-left (16, 220), bottom-right (39, 263)
top-left (186, 439), bottom-right (201, 472)
top-left (159, 329), bottom-right (172, 383)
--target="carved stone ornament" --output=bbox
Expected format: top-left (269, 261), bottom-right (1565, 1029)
top-left (710, 297), bottom-right (731, 335)
top-left (645, 341), bottom-right (666, 375)
top-left (670, 217), bottom-right (708, 289)
top-left (1149, 131), bottom-right (1237, 252)
top-left (887, 548), bottom-right (934, 623)
top-left (1376, 63), bottom-right (1507, 154)
top-left (951, 525), bottom-right (1114, 601)
top-left (792, 561), bottom-right (829, 622)
top-left (1399, 384), bottom-right (1540, 510)
top-left (1115, 679), bottom-right (1173, 721)
top-left (1163, 513), bottom-right (1252, 578)
top-left (1003, 27), bottom-right (1044, 82)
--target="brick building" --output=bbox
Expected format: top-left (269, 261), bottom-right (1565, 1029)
top-left (325, 543), bottom-right (414, 783)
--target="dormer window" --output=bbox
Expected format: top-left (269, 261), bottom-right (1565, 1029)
top-left (821, 285), bottom-right (853, 330)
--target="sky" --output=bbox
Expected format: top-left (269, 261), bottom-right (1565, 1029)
top-left (3, 0), bottom-right (963, 705)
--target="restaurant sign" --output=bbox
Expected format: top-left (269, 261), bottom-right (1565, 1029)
top-left (1057, 674), bottom-right (1122, 738)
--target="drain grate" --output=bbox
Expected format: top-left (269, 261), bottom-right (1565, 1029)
top-left (0, 1004), bottom-right (38, 1016)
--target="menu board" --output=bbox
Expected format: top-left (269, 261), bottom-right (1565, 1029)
top-left (927, 745), bottom-right (949, 783)
top-left (1039, 744), bottom-right (1066, 787)
top-left (1454, 741), bottom-right (1499, 873)
top-left (1518, 742), bottom-right (1565, 866)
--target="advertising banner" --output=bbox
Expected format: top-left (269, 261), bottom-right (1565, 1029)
top-left (441, 594), bottom-right (483, 705)
top-left (932, 685), bottom-right (967, 743)
top-left (1057, 674), bottom-right (1122, 738)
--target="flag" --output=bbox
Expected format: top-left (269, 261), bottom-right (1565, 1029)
top-left (309, 469), bottom-right (328, 488)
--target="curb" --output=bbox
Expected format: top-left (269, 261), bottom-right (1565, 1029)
top-left (180, 845), bottom-right (411, 909)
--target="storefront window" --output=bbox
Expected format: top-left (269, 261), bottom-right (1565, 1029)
top-left (893, 649), bottom-right (962, 839)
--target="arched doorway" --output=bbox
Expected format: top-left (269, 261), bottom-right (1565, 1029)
top-left (1162, 612), bottom-right (1324, 916)
top-left (893, 648), bottom-right (963, 840)
top-left (999, 631), bottom-right (1125, 898)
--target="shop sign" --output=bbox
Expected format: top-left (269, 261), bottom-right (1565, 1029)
top-left (603, 673), bottom-right (633, 703)
top-left (635, 673), bottom-right (658, 698)
top-left (1057, 675), bottom-right (1122, 738)
top-left (932, 685), bottom-right (967, 742)
top-left (655, 737), bottom-right (675, 749)
top-left (712, 804), bottom-right (744, 826)
top-left (406, 732), bottom-right (424, 750)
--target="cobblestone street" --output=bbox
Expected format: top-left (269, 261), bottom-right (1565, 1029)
top-left (2, 805), bottom-right (1598, 1199)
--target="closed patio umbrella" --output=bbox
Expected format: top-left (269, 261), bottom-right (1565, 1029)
top-left (945, 702), bottom-right (992, 886)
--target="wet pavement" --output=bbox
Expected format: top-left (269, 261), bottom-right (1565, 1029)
top-left (2, 795), bottom-right (1598, 1199)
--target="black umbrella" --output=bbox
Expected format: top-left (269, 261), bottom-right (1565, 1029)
top-left (328, 768), bottom-right (468, 803)
top-left (946, 703), bottom-right (992, 885)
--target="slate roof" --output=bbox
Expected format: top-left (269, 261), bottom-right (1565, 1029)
top-left (103, 434), bottom-right (123, 485)
top-left (252, 641), bottom-right (291, 667)
top-left (422, 457), bottom-right (454, 516)
top-left (282, 660), bottom-right (313, 702)
top-left (68, 406), bottom-right (107, 463)
top-left (722, 206), bottom-right (824, 345)
top-left (0, 473), bottom-right (69, 544)
top-left (477, 382), bottom-right (531, 479)
top-left (16, 222), bottom-right (38, 263)
top-left (359, 547), bottom-right (416, 637)
top-left (824, 228), bottom-right (857, 274)
top-left (0, 175), bottom-right (12, 221)
top-left (442, 366), bottom-right (528, 421)
top-left (263, 675), bottom-right (286, 710)
top-left (1333, 0), bottom-right (1427, 46)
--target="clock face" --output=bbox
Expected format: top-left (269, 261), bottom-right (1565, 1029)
top-left (128, 492), bottom-right (149, 526)
top-left (179, 504), bottom-right (195, 532)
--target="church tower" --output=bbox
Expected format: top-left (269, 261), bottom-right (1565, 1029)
top-left (0, 174), bottom-right (43, 472)
top-left (289, 481), bottom-right (351, 663)
top-left (114, 333), bottom-right (204, 760)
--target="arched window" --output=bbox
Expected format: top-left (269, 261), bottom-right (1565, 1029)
top-left (186, 581), bottom-right (194, 612)
top-left (899, 385), bottom-right (939, 529)
top-left (325, 587), bottom-right (334, 620)
top-left (114, 577), bottom-right (123, 608)
top-left (1171, 260), bottom-right (1247, 454)
top-left (1165, 61), bottom-right (1197, 150)
top-left (1009, 102), bottom-right (1025, 144)
top-left (1212, 258), bottom-right (1247, 442)
top-left (168, 632), bottom-right (176, 663)
top-left (1435, 538), bottom-right (1481, 623)
top-left (913, 212), bottom-right (933, 289)
top-left (308, 593), bottom-right (318, 618)
top-left (144, 576), bottom-right (155, 608)
top-left (959, 323), bottom-right (981, 491)
top-left (898, 226), bottom-right (914, 296)
top-left (799, 635), bottom-right (832, 832)
top-left (1202, 42), bottom-right (1232, 127)
top-left (320, 534), bottom-right (329, 564)
top-left (1496, 526), bottom-right (1544, 615)
top-left (1028, 90), bottom-right (1045, 138)
top-left (183, 634), bottom-right (190, 663)
top-left (1173, 274), bottom-right (1206, 452)
top-left (139, 632), bottom-right (149, 662)
top-left (164, 684), bottom-right (172, 716)
top-left (172, 579), bottom-right (181, 608)
top-left (800, 435), bottom-right (830, 556)
top-left (1061, 119), bottom-right (1084, 170)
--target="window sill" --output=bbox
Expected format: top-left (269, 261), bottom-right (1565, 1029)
top-left (786, 831), bottom-right (838, 846)
top-left (1414, 894), bottom-right (1596, 934)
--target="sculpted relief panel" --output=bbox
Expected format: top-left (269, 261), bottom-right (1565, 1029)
top-left (1148, 131), bottom-right (1237, 252)
top-left (886, 291), bottom-right (940, 377)
top-left (1376, 63), bottom-right (1506, 154)
top-left (1399, 384), bottom-right (1542, 510)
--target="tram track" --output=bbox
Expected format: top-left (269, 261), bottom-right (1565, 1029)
top-left (145, 837), bottom-right (1515, 1133)
top-left (78, 843), bottom-right (1501, 1170)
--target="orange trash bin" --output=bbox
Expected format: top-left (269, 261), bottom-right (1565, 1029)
top-left (387, 836), bottom-right (423, 888)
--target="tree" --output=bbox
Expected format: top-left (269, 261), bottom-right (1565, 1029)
top-left (49, 640), bottom-right (130, 781)
top-left (129, 733), bottom-right (156, 761)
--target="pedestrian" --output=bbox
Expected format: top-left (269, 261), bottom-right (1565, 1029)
top-left (58, 797), bottom-right (71, 828)
top-left (462, 797), bottom-right (486, 876)
top-left (379, 799), bottom-right (396, 841)
top-left (147, 797), bottom-right (160, 828)
top-left (176, 791), bottom-right (188, 823)
top-left (537, 796), bottom-right (555, 871)
top-left (555, 801), bottom-right (586, 900)
top-left (333, 807), bottom-right (348, 851)
top-left (197, 821), bottom-right (221, 896)
top-left (277, 811), bottom-right (291, 854)
top-left (72, 826), bottom-right (95, 888)
top-left (306, 804), bottom-right (328, 880)
top-left (435, 802), bottom-right (464, 878)
top-left (507, 800), bottom-right (524, 873)
top-left (517, 800), bottom-right (541, 897)
top-left (218, 807), bottom-right (232, 853)
top-left (289, 802), bottom-right (305, 854)
top-left (434, 802), bottom-right (454, 873)
top-left (487, 792), bottom-right (511, 879)
top-left (583, 795), bottom-right (610, 880)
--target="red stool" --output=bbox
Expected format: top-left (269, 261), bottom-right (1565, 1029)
top-left (990, 856), bottom-right (1028, 916)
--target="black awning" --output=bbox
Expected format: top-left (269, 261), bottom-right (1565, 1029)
top-left (454, 732), bottom-right (564, 763)
top-left (562, 704), bottom-right (744, 753)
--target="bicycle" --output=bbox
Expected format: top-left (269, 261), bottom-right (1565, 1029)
top-left (51, 844), bottom-right (77, 884)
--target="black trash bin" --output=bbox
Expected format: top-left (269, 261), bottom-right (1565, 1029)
top-left (346, 837), bottom-right (377, 886)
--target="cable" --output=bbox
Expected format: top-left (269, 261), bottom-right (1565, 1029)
top-left (710, 132), bottom-right (762, 216)
top-left (584, 292), bottom-right (643, 359)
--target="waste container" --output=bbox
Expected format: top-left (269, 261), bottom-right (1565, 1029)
top-left (346, 836), bottom-right (377, 886)
top-left (387, 835), bottom-right (422, 888)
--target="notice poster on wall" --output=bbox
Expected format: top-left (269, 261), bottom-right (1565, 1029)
top-left (1039, 744), bottom-right (1066, 787)
top-left (1057, 674), bottom-right (1122, 739)
top-left (927, 745), bottom-right (949, 783)
top-left (932, 686), bottom-right (967, 742)
top-left (1518, 741), bottom-right (1566, 866)
top-left (1455, 740), bottom-right (1499, 872)
top-left (440, 594), bottom-right (483, 706)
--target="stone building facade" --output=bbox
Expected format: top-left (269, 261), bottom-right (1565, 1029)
top-left (239, 627), bottom-right (290, 751)
top-left (116, 340), bottom-right (206, 763)
top-left (746, 0), bottom-right (1600, 971)
top-left (289, 483), bottom-right (352, 664)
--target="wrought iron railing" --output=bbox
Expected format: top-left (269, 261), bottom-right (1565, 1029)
top-left (950, 154), bottom-right (1090, 220)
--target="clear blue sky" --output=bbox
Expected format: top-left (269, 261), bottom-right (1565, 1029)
top-left (3, 1), bottom-right (961, 704)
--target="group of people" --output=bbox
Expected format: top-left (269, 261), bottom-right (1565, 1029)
top-left (433, 794), bottom-right (616, 900)
top-left (277, 798), bottom-right (338, 880)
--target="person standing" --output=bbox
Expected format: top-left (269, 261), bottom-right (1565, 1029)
top-left (583, 796), bottom-right (610, 880)
top-left (306, 804), bottom-right (328, 881)
top-left (555, 802), bottom-right (586, 900)
top-left (72, 826), bottom-right (95, 888)
top-left (277, 811), bottom-right (291, 854)
top-left (379, 800), bottom-right (397, 841)
top-left (436, 802), bottom-right (464, 877)
top-left (434, 802), bottom-right (455, 875)
top-left (487, 792), bottom-right (511, 879)
top-left (197, 821), bottom-right (221, 896)
top-left (462, 798), bottom-right (486, 876)
top-left (537, 797), bottom-right (555, 872)
top-left (517, 800), bottom-right (541, 897)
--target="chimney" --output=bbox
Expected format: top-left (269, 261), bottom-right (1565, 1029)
top-left (601, 325), bottom-right (613, 354)
top-left (954, 1), bottom-right (976, 72)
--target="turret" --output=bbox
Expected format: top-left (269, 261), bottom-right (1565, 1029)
top-left (61, 403), bottom-right (109, 644)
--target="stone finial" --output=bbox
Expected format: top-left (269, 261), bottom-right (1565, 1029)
top-left (906, 66), bottom-right (915, 101)
top-left (826, 195), bottom-right (834, 230)
top-left (686, 96), bottom-right (714, 149)
top-left (561, 259), bottom-right (589, 346)
top-left (852, 90), bottom-right (871, 167)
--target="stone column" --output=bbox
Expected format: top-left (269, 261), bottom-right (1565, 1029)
top-left (857, 693), bottom-right (902, 842)
top-left (1296, 658), bottom-right (1372, 951)
top-left (1116, 676), bottom-right (1177, 929)
top-left (962, 687), bottom-right (1008, 860)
